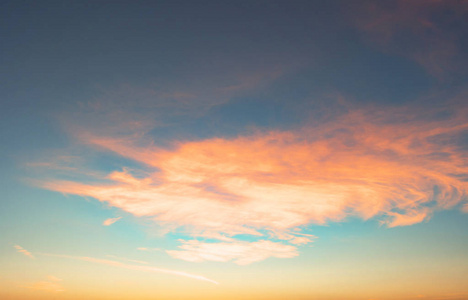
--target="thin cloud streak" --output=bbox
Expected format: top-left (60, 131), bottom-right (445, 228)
top-left (103, 217), bottom-right (122, 226)
top-left (106, 255), bottom-right (148, 265)
top-left (137, 247), bottom-right (162, 252)
top-left (39, 253), bottom-right (218, 284)
top-left (14, 245), bottom-right (34, 259)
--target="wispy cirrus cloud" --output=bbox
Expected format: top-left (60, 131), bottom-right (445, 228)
top-left (59, 65), bottom-right (291, 141)
top-left (167, 240), bottom-right (298, 265)
top-left (34, 98), bottom-right (468, 264)
top-left (105, 255), bottom-right (148, 265)
top-left (41, 253), bottom-right (218, 284)
top-left (103, 217), bottom-right (122, 226)
top-left (14, 245), bottom-right (34, 259)
top-left (137, 247), bottom-right (162, 252)
top-left (351, 0), bottom-right (468, 78)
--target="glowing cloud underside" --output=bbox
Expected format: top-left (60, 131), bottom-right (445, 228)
top-left (39, 105), bottom-right (468, 263)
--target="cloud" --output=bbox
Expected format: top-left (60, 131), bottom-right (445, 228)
top-left (351, 0), bottom-right (468, 78)
top-left (58, 66), bottom-right (289, 143)
top-left (167, 240), bottom-right (298, 265)
top-left (41, 253), bottom-right (218, 284)
top-left (103, 217), bottom-right (122, 226)
top-left (463, 203), bottom-right (468, 213)
top-left (35, 101), bottom-right (468, 264)
top-left (137, 247), bottom-right (162, 252)
top-left (24, 155), bottom-right (81, 171)
top-left (14, 245), bottom-right (34, 259)
top-left (106, 255), bottom-right (148, 265)
top-left (22, 275), bottom-right (64, 293)
top-left (386, 208), bottom-right (430, 228)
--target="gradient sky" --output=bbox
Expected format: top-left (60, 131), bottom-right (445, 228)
top-left (1, 1), bottom-right (468, 299)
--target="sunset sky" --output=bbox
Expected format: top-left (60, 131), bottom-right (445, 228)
top-left (1, 1), bottom-right (468, 299)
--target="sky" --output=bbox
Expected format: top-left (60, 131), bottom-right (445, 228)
top-left (1, 1), bottom-right (468, 299)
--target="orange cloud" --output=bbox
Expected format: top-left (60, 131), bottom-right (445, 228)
top-left (103, 216), bottom-right (122, 226)
top-left (37, 102), bottom-right (468, 263)
top-left (14, 245), bottom-right (34, 259)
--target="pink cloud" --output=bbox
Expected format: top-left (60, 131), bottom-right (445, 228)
top-left (351, 0), bottom-right (468, 78)
top-left (167, 240), bottom-right (298, 265)
top-left (14, 245), bottom-right (34, 259)
top-left (36, 103), bottom-right (468, 264)
top-left (103, 217), bottom-right (122, 226)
